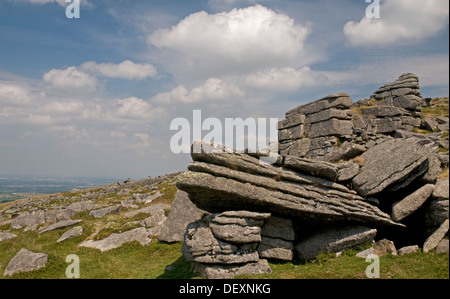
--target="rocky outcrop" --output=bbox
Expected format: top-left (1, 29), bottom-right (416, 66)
top-left (175, 73), bottom-right (449, 278)
top-left (177, 140), bottom-right (404, 278)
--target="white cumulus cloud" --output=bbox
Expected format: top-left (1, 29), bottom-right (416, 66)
top-left (343, 0), bottom-right (449, 46)
top-left (244, 66), bottom-right (330, 91)
top-left (43, 67), bottom-right (98, 94)
top-left (0, 82), bottom-right (32, 105)
top-left (80, 60), bottom-right (158, 80)
top-left (113, 97), bottom-right (165, 120)
top-left (151, 78), bottom-right (244, 104)
top-left (148, 5), bottom-right (311, 77)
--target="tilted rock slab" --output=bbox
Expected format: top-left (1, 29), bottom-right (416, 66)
top-left (39, 219), bottom-right (82, 234)
top-left (391, 184), bottom-right (434, 222)
top-left (423, 219), bottom-right (449, 253)
top-left (158, 190), bottom-right (207, 243)
top-left (352, 137), bottom-right (438, 197)
top-left (79, 227), bottom-right (152, 252)
top-left (178, 149), bottom-right (402, 228)
top-left (295, 226), bottom-right (377, 260)
top-left (424, 178), bottom-right (450, 234)
top-left (57, 226), bottom-right (83, 243)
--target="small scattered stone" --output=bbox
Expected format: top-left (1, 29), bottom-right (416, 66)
top-left (398, 245), bottom-right (419, 256)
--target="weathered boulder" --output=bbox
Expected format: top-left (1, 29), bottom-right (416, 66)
top-left (432, 179), bottom-right (449, 200)
top-left (391, 184), bottom-right (434, 222)
top-left (65, 201), bottom-right (102, 215)
top-left (284, 156), bottom-right (339, 181)
top-left (0, 232), bottom-right (17, 242)
top-left (320, 142), bottom-right (366, 163)
top-left (89, 204), bottom-right (121, 219)
top-left (123, 203), bottom-right (170, 219)
top-left (436, 239), bottom-right (449, 254)
top-left (423, 219), bottom-right (449, 253)
top-left (158, 190), bottom-right (207, 243)
top-left (258, 236), bottom-right (294, 261)
top-left (57, 226), bottom-right (83, 243)
top-left (421, 155), bottom-right (443, 183)
top-left (206, 211), bottom-right (270, 244)
top-left (39, 219), bottom-right (82, 234)
top-left (257, 216), bottom-right (295, 261)
top-left (352, 138), bottom-right (438, 196)
top-left (398, 245), bottom-right (419, 256)
top-left (423, 179), bottom-right (450, 235)
top-left (79, 227), bottom-right (152, 252)
top-left (181, 219), bottom-right (260, 264)
top-left (295, 226), bottom-right (377, 260)
top-left (337, 161), bottom-right (360, 182)
top-left (356, 239), bottom-right (397, 258)
top-left (4, 249), bottom-right (48, 277)
top-left (10, 209), bottom-right (73, 231)
top-left (190, 259), bottom-right (272, 279)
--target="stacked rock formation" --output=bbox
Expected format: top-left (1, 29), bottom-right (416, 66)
top-left (177, 73), bottom-right (448, 279)
top-left (279, 93), bottom-right (353, 159)
top-left (352, 73), bottom-right (423, 136)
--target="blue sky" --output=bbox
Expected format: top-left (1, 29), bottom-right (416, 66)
top-left (0, 0), bottom-right (449, 179)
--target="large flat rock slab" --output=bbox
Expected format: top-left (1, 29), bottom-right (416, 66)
top-left (352, 138), bottom-right (438, 197)
top-left (177, 171), bottom-right (402, 228)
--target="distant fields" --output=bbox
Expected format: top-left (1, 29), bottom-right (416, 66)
top-left (0, 193), bottom-right (36, 204)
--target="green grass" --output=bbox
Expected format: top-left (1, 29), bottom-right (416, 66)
top-left (422, 97), bottom-right (449, 119)
top-left (1, 228), bottom-right (448, 279)
top-left (0, 227), bottom-right (190, 279)
top-left (239, 249), bottom-right (449, 279)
